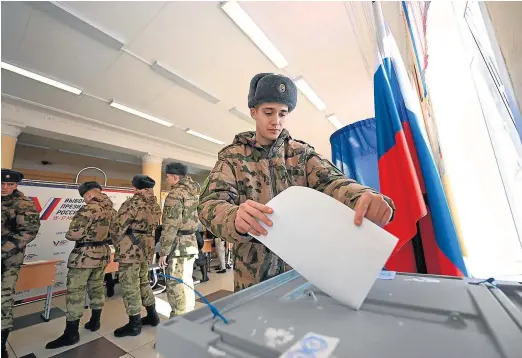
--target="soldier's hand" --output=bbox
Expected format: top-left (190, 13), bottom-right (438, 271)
top-left (235, 200), bottom-right (273, 236)
top-left (354, 192), bottom-right (393, 228)
top-left (158, 256), bottom-right (168, 269)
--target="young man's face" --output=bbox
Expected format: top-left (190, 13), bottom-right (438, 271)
top-left (1, 182), bottom-right (17, 197)
top-left (166, 174), bottom-right (180, 186)
top-left (250, 103), bottom-right (289, 145)
top-left (82, 189), bottom-right (99, 203)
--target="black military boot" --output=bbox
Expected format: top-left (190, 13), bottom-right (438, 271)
top-left (1, 329), bottom-right (9, 358)
top-left (200, 265), bottom-right (209, 282)
top-left (141, 304), bottom-right (160, 327)
top-left (46, 320), bottom-right (80, 349)
top-left (114, 314), bottom-right (141, 337)
top-left (84, 309), bottom-right (102, 332)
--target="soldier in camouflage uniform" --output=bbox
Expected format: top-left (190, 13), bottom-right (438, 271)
top-left (199, 73), bottom-right (396, 292)
top-left (158, 163), bottom-right (199, 318)
top-left (46, 182), bottom-right (117, 349)
top-left (111, 175), bottom-right (161, 337)
top-left (1, 169), bottom-right (40, 358)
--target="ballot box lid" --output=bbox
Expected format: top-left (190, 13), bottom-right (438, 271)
top-left (156, 271), bottom-right (522, 358)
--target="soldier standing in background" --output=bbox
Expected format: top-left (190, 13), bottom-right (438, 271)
top-left (112, 175), bottom-right (161, 337)
top-left (46, 182), bottom-right (117, 349)
top-left (1, 169), bottom-right (40, 358)
top-left (158, 163), bottom-right (199, 318)
top-left (198, 73), bottom-right (395, 292)
top-left (214, 237), bottom-right (228, 274)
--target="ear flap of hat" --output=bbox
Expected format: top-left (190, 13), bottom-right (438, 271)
top-left (248, 73), bottom-right (273, 109)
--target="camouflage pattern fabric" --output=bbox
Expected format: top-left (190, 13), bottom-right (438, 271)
top-left (166, 256), bottom-right (196, 317)
top-left (111, 188), bottom-right (161, 264)
top-left (159, 176), bottom-right (199, 258)
top-left (2, 189), bottom-right (40, 330)
top-left (66, 192), bottom-right (117, 269)
top-left (1, 266), bottom-right (20, 329)
top-left (118, 262), bottom-right (155, 316)
top-left (65, 267), bottom-right (106, 321)
top-left (1, 189), bottom-right (41, 270)
top-left (199, 129), bottom-right (395, 292)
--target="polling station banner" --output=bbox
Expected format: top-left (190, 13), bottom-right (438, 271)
top-left (15, 180), bottom-right (134, 302)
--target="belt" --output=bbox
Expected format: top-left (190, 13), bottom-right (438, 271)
top-left (178, 230), bottom-right (195, 236)
top-left (75, 240), bottom-right (110, 248)
top-left (125, 228), bottom-right (152, 246)
top-left (126, 229), bottom-right (152, 235)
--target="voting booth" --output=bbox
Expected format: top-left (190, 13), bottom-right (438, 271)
top-left (157, 270), bottom-right (522, 358)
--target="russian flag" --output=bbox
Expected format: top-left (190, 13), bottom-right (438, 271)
top-left (373, 2), bottom-right (468, 277)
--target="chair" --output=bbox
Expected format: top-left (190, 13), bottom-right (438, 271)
top-left (149, 242), bottom-right (166, 295)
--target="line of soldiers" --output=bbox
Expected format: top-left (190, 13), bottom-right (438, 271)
top-left (1, 164), bottom-right (200, 355)
top-left (2, 72), bottom-right (395, 356)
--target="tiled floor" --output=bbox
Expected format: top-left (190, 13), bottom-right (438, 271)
top-left (7, 268), bottom-right (234, 358)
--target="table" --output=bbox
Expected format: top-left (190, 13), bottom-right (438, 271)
top-left (15, 260), bottom-right (60, 322)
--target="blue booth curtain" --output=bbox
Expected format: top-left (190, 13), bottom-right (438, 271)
top-left (329, 118), bottom-right (380, 191)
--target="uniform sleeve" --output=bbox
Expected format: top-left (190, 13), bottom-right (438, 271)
top-left (159, 195), bottom-right (183, 257)
top-left (65, 206), bottom-right (92, 241)
top-left (198, 156), bottom-right (249, 243)
top-left (110, 199), bottom-right (137, 243)
top-left (306, 149), bottom-right (395, 212)
top-left (1, 198), bottom-right (41, 257)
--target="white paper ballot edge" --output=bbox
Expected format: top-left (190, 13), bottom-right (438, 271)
top-left (252, 186), bottom-right (398, 310)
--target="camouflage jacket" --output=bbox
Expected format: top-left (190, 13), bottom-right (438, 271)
top-left (111, 188), bottom-right (161, 264)
top-left (159, 176), bottom-right (199, 258)
top-left (1, 190), bottom-right (41, 269)
top-left (66, 192), bottom-right (117, 269)
top-left (199, 129), bottom-right (395, 291)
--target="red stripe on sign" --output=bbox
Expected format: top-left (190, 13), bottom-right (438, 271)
top-left (41, 198), bottom-right (61, 220)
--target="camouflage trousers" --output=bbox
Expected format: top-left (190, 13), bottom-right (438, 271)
top-left (166, 256), bottom-right (196, 318)
top-left (1, 266), bottom-right (21, 330)
top-left (215, 238), bottom-right (226, 269)
top-left (66, 267), bottom-right (106, 321)
top-left (119, 262), bottom-right (155, 316)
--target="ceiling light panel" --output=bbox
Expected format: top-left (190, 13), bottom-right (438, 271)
top-left (326, 114), bottom-right (344, 129)
top-left (294, 77), bottom-right (327, 111)
top-left (1, 61), bottom-right (82, 95)
top-left (221, 1), bottom-right (288, 69)
top-left (229, 107), bottom-right (254, 123)
top-left (186, 129), bottom-right (225, 145)
top-left (110, 101), bottom-right (174, 127)
top-left (151, 61), bottom-right (220, 104)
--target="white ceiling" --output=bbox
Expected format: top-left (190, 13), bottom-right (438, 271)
top-left (1, 1), bottom-right (408, 163)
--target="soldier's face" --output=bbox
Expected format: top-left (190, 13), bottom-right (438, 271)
top-left (1, 182), bottom-right (17, 196)
top-left (83, 191), bottom-right (93, 202)
top-left (166, 174), bottom-right (180, 186)
top-left (82, 189), bottom-right (99, 202)
top-left (251, 103), bottom-right (289, 145)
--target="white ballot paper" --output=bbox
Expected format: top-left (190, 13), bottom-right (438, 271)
top-left (252, 186), bottom-right (398, 309)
